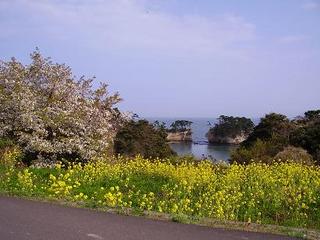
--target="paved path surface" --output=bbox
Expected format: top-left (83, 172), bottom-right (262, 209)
top-left (0, 196), bottom-right (297, 240)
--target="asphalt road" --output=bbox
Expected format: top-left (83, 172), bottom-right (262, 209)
top-left (0, 196), bottom-right (297, 240)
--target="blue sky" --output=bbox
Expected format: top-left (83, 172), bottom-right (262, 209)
top-left (0, 0), bottom-right (319, 118)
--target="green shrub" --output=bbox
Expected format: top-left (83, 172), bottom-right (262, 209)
top-left (274, 146), bottom-right (315, 165)
top-left (231, 136), bottom-right (287, 164)
top-left (290, 121), bottom-right (320, 164)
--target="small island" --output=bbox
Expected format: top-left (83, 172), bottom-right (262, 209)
top-left (166, 120), bottom-right (193, 142)
top-left (206, 115), bottom-right (254, 144)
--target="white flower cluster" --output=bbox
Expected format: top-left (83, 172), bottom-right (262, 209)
top-left (0, 51), bottom-right (123, 162)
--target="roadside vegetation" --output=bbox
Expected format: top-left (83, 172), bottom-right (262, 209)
top-left (1, 154), bottom-right (320, 230)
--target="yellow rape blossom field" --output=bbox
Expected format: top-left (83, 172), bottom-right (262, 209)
top-left (1, 156), bottom-right (320, 231)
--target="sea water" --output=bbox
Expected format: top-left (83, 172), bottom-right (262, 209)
top-left (147, 117), bottom-right (242, 161)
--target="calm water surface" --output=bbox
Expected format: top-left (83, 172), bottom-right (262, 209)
top-left (169, 142), bottom-right (237, 161)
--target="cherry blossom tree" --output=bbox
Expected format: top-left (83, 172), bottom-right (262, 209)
top-left (0, 50), bottom-right (123, 164)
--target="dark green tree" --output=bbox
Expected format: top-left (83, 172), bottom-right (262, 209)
top-left (290, 110), bottom-right (320, 164)
top-left (304, 110), bottom-right (320, 121)
top-left (242, 113), bottom-right (293, 147)
top-left (153, 120), bottom-right (167, 131)
top-left (114, 120), bottom-right (175, 159)
top-left (231, 113), bottom-right (293, 164)
top-left (208, 115), bottom-right (254, 139)
top-left (169, 120), bottom-right (192, 132)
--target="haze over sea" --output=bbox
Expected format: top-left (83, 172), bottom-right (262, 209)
top-left (147, 117), bottom-right (260, 161)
